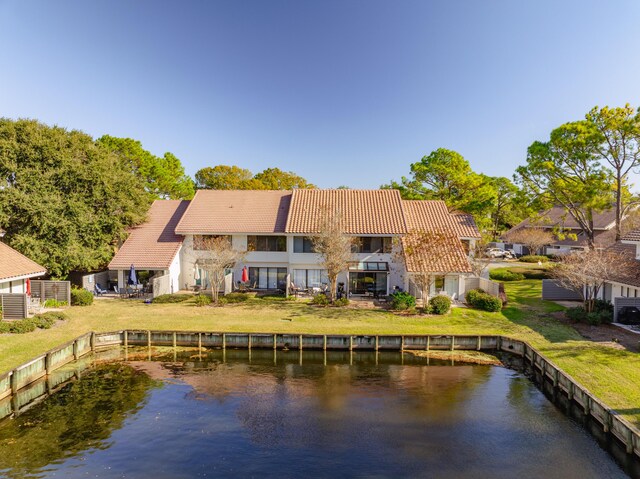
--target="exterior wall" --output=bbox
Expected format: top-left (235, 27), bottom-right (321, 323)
top-left (407, 274), bottom-right (463, 300)
top-left (168, 245), bottom-right (182, 294)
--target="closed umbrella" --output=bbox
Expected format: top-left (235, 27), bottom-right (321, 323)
top-left (194, 264), bottom-right (200, 281)
top-left (128, 264), bottom-right (138, 286)
top-left (26, 279), bottom-right (31, 296)
top-left (241, 266), bottom-right (249, 283)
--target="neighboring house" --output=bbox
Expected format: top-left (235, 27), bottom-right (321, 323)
top-left (601, 229), bottom-right (640, 302)
top-left (110, 189), bottom-right (481, 298)
top-left (499, 206), bottom-right (617, 255)
top-left (0, 241), bottom-right (47, 294)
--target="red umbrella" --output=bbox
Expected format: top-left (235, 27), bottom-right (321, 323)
top-left (241, 267), bottom-right (249, 283)
top-left (26, 279), bottom-right (31, 296)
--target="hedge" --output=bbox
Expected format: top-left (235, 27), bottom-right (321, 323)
top-left (429, 295), bottom-right (451, 315)
top-left (71, 288), bottom-right (93, 306)
top-left (465, 288), bottom-right (502, 312)
top-left (519, 255), bottom-right (549, 263)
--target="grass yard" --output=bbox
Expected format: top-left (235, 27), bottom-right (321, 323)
top-left (1, 280), bottom-right (640, 425)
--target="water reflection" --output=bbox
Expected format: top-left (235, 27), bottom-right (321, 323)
top-left (0, 348), bottom-right (633, 479)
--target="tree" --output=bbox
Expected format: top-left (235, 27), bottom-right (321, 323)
top-left (503, 227), bottom-right (554, 256)
top-left (486, 176), bottom-right (521, 240)
top-left (586, 105), bottom-right (640, 240)
top-left (97, 135), bottom-right (195, 199)
top-left (551, 249), bottom-right (629, 312)
top-left (516, 121), bottom-right (614, 249)
top-left (401, 229), bottom-right (463, 306)
top-left (197, 236), bottom-right (245, 303)
top-left (311, 209), bottom-right (355, 302)
top-left (0, 119), bottom-right (150, 277)
top-left (253, 167), bottom-right (314, 189)
top-left (195, 165), bottom-right (263, 190)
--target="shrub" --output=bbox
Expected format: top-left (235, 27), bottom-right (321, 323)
top-left (31, 315), bottom-right (55, 329)
top-left (333, 297), bottom-right (350, 307)
top-left (310, 293), bottom-right (329, 306)
top-left (44, 298), bottom-right (68, 308)
top-left (465, 288), bottom-right (502, 312)
top-left (390, 291), bottom-right (416, 310)
top-left (566, 306), bottom-right (588, 322)
top-left (38, 311), bottom-right (67, 321)
top-left (519, 268), bottom-right (550, 280)
top-left (8, 320), bottom-right (36, 334)
top-left (152, 293), bottom-right (192, 304)
top-left (0, 322), bottom-right (11, 333)
top-left (71, 288), bottom-right (93, 306)
top-left (519, 255), bottom-right (549, 263)
top-left (194, 294), bottom-right (212, 307)
top-left (429, 295), bottom-right (451, 315)
top-left (489, 269), bottom-right (525, 282)
top-left (223, 292), bottom-right (250, 303)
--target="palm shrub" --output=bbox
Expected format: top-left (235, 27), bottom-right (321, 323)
top-left (194, 294), bottom-right (212, 307)
top-left (310, 293), bottom-right (329, 306)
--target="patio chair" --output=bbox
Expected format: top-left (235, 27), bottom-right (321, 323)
top-left (113, 285), bottom-right (127, 299)
top-left (94, 283), bottom-right (107, 296)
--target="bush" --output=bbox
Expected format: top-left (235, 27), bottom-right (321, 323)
top-left (152, 293), bottom-right (192, 304)
top-left (489, 269), bottom-right (525, 282)
top-left (31, 315), bottom-right (55, 329)
top-left (70, 288), bottom-right (93, 306)
top-left (519, 268), bottom-right (550, 280)
top-left (224, 292), bottom-right (250, 303)
top-left (519, 255), bottom-right (549, 263)
top-left (429, 295), bottom-right (451, 315)
top-left (566, 303), bottom-right (612, 325)
top-left (194, 294), bottom-right (212, 307)
top-left (333, 297), bottom-right (350, 307)
top-left (38, 311), bottom-right (68, 321)
top-left (310, 293), bottom-right (329, 306)
top-left (8, 320), bottom-right (37, 333)
top-left (566, 306), bottom-right (588, 322)
top-left (390, 291), bottom-right (416, 310)
top-left (465, 288), bottom-right (502, 312)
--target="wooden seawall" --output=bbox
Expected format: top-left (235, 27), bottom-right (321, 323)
top-left (1, 330), bottom-right (638, 459)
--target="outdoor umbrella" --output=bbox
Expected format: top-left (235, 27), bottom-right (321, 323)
top-left (194, 264), bottom-right (200, 281)
top-left (128, 264), bottom-right (138, 286)
top-left (26, 279), bottom-right (31, 296)
top-left (241, 266), bottom-right (249, 283)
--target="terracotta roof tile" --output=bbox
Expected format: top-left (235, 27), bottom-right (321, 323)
top-left (109, 200), bottom-right (189, 270)
top-left (285, 189), bottom-right (407, 234)
top-left (0, 242), bottom-right (47, 282)
top-left (175, 190), bottom-right (291, 234)
top-left (400, 200), bottom-right (473, 273)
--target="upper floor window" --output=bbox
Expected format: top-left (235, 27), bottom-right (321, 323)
top-left (193, 235), bottom-right (232, 251)
top-left (293, 236), bottom-right (316, 253)
top-left (247, 235), bottom-right (287, 252)
top-left (351, 236), bottom-right (392, 254)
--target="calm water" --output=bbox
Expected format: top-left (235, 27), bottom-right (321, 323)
top-left (0, 348), bottom-right (634, 479)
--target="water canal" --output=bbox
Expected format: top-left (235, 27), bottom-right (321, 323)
top-left (0, 348), bottom-right (635, 478)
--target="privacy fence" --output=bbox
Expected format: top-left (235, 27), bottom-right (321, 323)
top-left (0, 331), bottom-right (638, 459)
top-left (30, 280), bottom-right (71, 304)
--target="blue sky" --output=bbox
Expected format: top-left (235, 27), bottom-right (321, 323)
top-left (1, 0), bottom-right (640, 188)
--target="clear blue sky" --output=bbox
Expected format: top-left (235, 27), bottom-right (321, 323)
top-left (1, 0), bottom-right (640, 188)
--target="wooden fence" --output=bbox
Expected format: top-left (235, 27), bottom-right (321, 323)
top-left (30, 280), bottom-right (71, 304)
top-left (0, 331), bottom-right (638, 459)
top-left (0, 294), bottom-right (28, 319)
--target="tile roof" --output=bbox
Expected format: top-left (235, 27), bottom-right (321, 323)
top-left (512, 206), bottom-right (616, 231)
top-left (450, 213), bottom-right (482, 239)
top-left (400, 200), bottom-right (473, 273)
top-left (0, 242), bottom-right (47, 282)
top-left (175, 190), bottom-right (291, 234)
top-left (622, 228), bottom-right (640, 242)
top-left (285, 189), bottom-right (407, 234)
top-left (605, 242), bottom-right (640, 288)
top-left (109, 200), bottom-right (189, 270)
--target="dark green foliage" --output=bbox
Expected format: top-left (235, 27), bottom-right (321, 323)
top-left (519, 255), bottom-right (549, 263)
top-left (71, 288), bottom-right (93, 306)
top-left (151, 293), bottom-right (192, 304)
top-left (97, 136), bottom-right (195, 200)
top-left (489, 269), bottom-right (525, 281)
top-left (310, 293), bottom-right (329, 306)
top-left (223, 292), bottom-right (250, 303)
top-left (0, 119), bottom-right (151, 277)
top-left (390, 291), bottom-right (416, 310)
top-left (566, 306), bottom-right (588, 322)
top-left (194, 294), bottom-right (212, 307)
top-left (465, 289), bottom-right (502, 312)
top-left (567, 300), bottom-right (613, 325)
top-left (429, 295), bottom-right (451, 315)
top-left (38, 311), bottom-right (67, 322)
top-left (333, 297), bottom-right (350, 307)
top-left (0, 311), bottom-right (67, 334)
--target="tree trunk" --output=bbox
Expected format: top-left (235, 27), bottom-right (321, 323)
top-left (329, 274), bottom-right (337, 302)
top-left (586, 215), bottom-right (596, 250)
top-left (615, 172), bottom-right (623, 241)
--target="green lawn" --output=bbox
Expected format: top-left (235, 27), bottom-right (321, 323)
top-left (1, 280), bottom-right (639, 425)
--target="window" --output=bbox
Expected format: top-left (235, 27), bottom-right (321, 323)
top-left (247, 236), bottom-right (287, 252)
top-left (351, 236), bottom-right (392, 254)
top-left (293, 237), bottom-right (316, 253)
top-left (348, 262), bottom-right (388, 271)
top-left (292, 269), bottom-right (329, 289)
top-left (248, 267), bottom-right (287, 289)
top-left (193, 235), bottom-right (232, 250)
top-left (435, 276), bottom-right (445, 291)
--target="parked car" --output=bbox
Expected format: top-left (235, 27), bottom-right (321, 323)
top-left (485, 248), bottom-right (509, 259)
top-left (505, 249), bottom-right (518, 259)
top-left (617, 306), bottom-right (640, 325)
